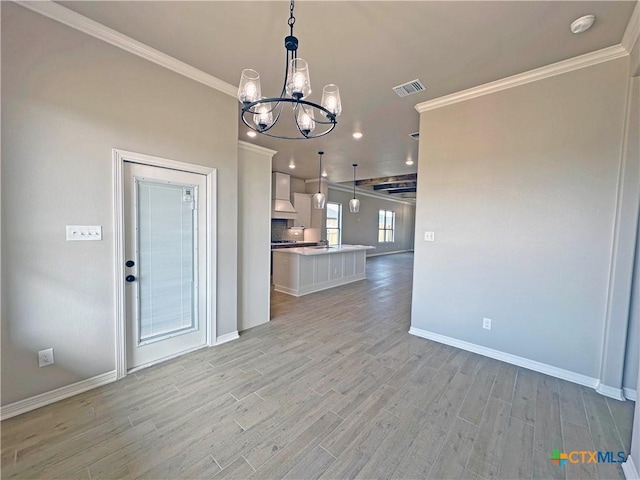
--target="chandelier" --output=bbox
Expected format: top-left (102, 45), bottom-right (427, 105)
top-left (237, 0), bottom-right (342, 140)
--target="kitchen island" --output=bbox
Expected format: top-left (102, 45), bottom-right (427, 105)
top-left (272, 245), bottom-right (375, 297)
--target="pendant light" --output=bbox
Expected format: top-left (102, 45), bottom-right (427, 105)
top-left (313, 151), bottom-right (326, 209)
top-left (349, 164), bottom-right (360, 213)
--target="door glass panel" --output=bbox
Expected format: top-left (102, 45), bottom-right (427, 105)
top-left (138, 181), bottom-right (196, 343)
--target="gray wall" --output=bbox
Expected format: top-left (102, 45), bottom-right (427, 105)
top-left (411, 57), bottom-right (632, 379)
top-left (623, 75), bottom-right (639, 393)
top-left (1, 4), bottom-right (239, 405)
top-left (238, 143), bottom-right (273, 332)
top-left (628, 35), bottom-right (640, 471)
top-left (328, 188), bottom-right (415, 255)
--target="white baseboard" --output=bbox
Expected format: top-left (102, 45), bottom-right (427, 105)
top-left (0, 370), bottom-right (117, 420)
top-left (216, 331), bottom-right (239, 345)
top-left (623, 455), bottom-right (639, 480)
top-left (596, 382), bottom-right (626, 401)
top-left (367, 249), bottom-right (413, 258)
top-left (408, 327), bottom-right (601, 391)
top-left (623, 387), bottom-right (637, 401)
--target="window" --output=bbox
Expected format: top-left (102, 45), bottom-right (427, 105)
top-left (326, 202), bottom-right (342, 246)
top-left (378, 210), bottom-right (395, 243)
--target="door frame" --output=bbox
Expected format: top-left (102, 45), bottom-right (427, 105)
top-left (112, 149), bottom-right (217, 379)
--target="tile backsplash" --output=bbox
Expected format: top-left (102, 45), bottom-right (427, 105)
top-left (271, 219), bottom-right (306, 242)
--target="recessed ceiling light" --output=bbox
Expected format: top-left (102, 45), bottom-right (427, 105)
top-left (247, 131), bottom-right (257, 138)
top-left (406, 158), bottom-right (414, 165)
top-left (321, 170), bottom-right (328, 177)
top-left (570, 15), bottom-right (595, 34)
top-left (352, 132), bottom-right (363, 140)
top-left (289, 162), bottom-right (295, 169)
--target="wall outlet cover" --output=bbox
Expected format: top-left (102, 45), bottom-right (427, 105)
top-left (482, 318), bottom-right (492, 330)
top-left (38, 348), bottom-right (54, 367)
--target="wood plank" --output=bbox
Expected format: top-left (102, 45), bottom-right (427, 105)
top-left (512, 367), bottom-right (538, 424)
top-left (497, 416), bottom-right (534, 480)
top-left (581, 387), bottom-right (626, 480)
top-left (466, 397), bottom-right (511, 479)
top-left (458, 360), bottom-right (497, 426)
top-left (248, 412), bottom-right (342, 479)
top-left (321, 384), bottom-right (397, 456)
top-left (533, 374), bottom-right (564, 480)
top-left (605, 396), bottom-right (635, 449)
top-left (138, 452), bottom-right (221, 480)
top-left (355, 407), bottom-right (428, 479)
top-left (581, 387), bottom-right (625, 452)
top-left (391, 423), bottom-right (448, 479)
top-left (562, 420), bottom-right (598, 480)
top-left (424, 370), bottom-right (473, 431)
top-left (282, 446), bottom-right (335, 480)
top-left (490, 362), bottom-right (517, 402)
top-left (429, 417), bottom-right (478, 479)
top-left (318, 409), bottom-right (400, 479)
top-left (212, 457), bottom-right (255, 480)
top-left (558, 379), bottom-right (588, 428)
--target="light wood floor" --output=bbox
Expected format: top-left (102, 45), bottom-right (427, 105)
top-left (1, 253), bottom-right (635, 480)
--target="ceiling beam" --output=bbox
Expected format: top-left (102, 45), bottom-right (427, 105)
top-left (386, 187), bottom-right (417, 194)
top-left (356, 174), bottom-right (417, 187)
top-left (373, 182), bottom-right (417, 191)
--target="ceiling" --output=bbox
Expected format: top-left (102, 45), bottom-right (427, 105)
top-left (59, 1), bottom-right (636, 190)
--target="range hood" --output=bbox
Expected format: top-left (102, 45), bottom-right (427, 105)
top-left (272, 172), bottom-right (297, 219)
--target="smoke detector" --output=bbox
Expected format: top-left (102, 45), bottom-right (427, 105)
top-left (570, 15), bottom-right (595, 34)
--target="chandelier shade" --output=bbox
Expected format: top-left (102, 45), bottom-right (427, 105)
top-left (313, 151), bottom-right (326, 209)
top-left (237, 0), bottom-right (341, 140)
top-left (349, 164), bottom-right (360, 213)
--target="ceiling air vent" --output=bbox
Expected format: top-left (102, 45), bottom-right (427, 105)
top-left (393, 79), bottom-right (426, 98)
top-left (409, 132), bottom-right (420, 140)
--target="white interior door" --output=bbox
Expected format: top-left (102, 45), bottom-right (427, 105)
top-left (124, 161), bottom-right (207, 370)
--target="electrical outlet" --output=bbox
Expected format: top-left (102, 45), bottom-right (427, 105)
top-left (482, 318), bottom-right (492, 330)
top-left (38, 348), bottom-right (54, 367)
top-left (424, 231), bottom-right (435, 242)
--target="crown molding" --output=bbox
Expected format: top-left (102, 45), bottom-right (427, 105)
top-left (328, 183), bottom-right (415, 206)
top-left (14, 0), bottom-right (237, 98)
top-left (622, 1), bottom-right (640, 53)
top-left (238, 140), bottom-right (277, 157)
top-left (415, 44), bottom-right (628, 113)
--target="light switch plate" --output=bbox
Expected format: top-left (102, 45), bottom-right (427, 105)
top-left (424, 231), bottom-right (435, 242)
top-left (66, 225), bottom-right (102, 241)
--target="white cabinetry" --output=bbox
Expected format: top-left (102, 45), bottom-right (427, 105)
top-left (292, 193), bottom-right (311, 227)
top-left (272, 172), bottom-right (290, 200)
top-left (272, 246), bottom-right (373, 297)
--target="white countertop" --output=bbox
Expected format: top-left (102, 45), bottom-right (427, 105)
top-left (272, 245), bottom-right (375, 256)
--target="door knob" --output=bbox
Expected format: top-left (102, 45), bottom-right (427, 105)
top-left (125, 275), bottom-right (136, 283)
top-left (125, 260), bottom-right (135, 268)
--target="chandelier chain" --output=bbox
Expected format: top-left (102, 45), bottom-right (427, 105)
top-left (288, 0), bottom-right (296, 33)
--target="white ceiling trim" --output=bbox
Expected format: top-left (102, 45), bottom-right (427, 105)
top-left (238, 140), bottom-right (277, 157)
top-left (415, 44), bottom-right (628, 113)
top-left (621, 1), bottom-right (640, 53)
top-left (14, 0), bottom-right (237, 98)
top-left (329, 183), bottom-right (415, 206)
